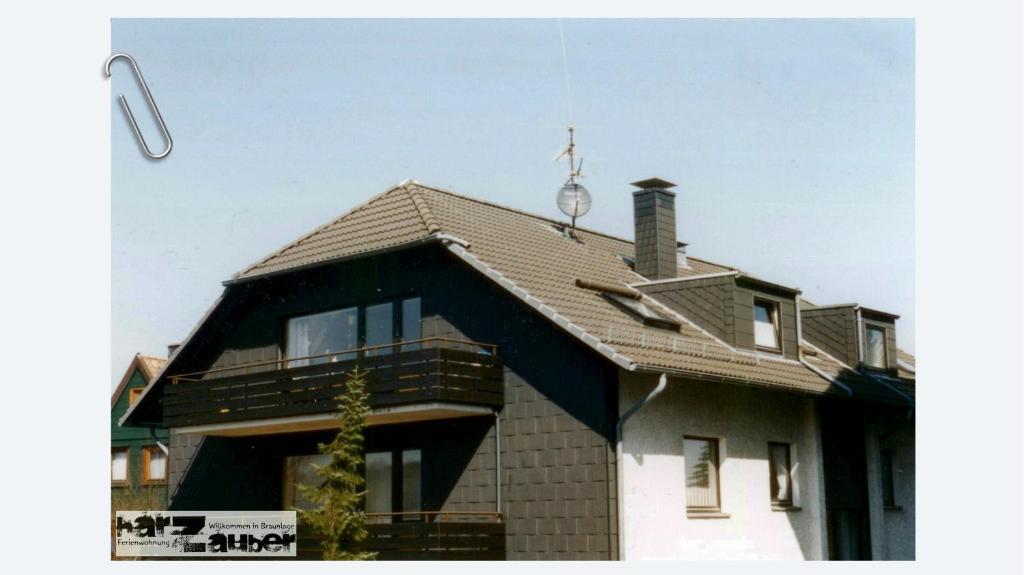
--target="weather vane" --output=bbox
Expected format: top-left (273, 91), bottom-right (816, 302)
top-left (554, 125), bottom-right (592, 233)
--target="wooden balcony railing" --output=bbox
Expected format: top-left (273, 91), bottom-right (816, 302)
top-left (161, 338), bottom-right (503, 428)
top-left (297, 512), bottom-right (505, 561)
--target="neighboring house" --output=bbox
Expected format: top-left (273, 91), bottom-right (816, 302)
top-left (122, 178), bottom-right (915, 560)
top-left (112, 354), bottom-right (170, 509)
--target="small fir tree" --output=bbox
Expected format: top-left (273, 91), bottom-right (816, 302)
top-left (297, 368), bottom-right (376, 560)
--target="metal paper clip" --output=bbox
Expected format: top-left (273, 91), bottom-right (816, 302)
top-left (105, 53), bottom-right (173, 160)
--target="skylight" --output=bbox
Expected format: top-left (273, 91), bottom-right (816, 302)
top-left (604, 293), bottom-right (680, 330)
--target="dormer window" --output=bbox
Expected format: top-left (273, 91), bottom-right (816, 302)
top-left (604, 293), bottom-right (680, 330)
top-left (753, 299), bottom-right (781, 352)
top-left (865, 325), bottom-right (887, 368)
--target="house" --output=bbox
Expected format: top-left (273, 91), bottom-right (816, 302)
top-left (111, 353), bottom-right (170, 510)
top-left (121, 178), bottom-right (915, 560)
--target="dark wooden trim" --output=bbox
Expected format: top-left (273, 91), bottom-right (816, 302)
top-left (162, 342), bottom-right (503, 428)
top-left (296, 520), bottom-right (506, 561)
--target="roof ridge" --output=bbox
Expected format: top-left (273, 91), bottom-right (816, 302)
top-left (232, 184), bottom-right (407, 278)
top-left (409, 182), bottom-right (741, 273)
top-left (408, 182), bottom-right (636, 247)
top-left (405, 185), bottom-right (442, 235)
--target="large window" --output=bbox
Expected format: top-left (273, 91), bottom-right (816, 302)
top-left (142, 446), bottom-right (167, 484)
top-left (753, 299), bottom-right (781, 351)
top-left (401, 297), bottom-right (423, 351)
top-left (768, 442), bottom-right (793, 507)
top-left (286, 307), bottom-right (358, 366)
top-left (365, 449), bottom-right (422, 523)
top-left (365, 303), bottom-right (395, 356)
top-left (112, 448), bottom-right (129, 485)
top-left (282, 453), bottom-right (331, 510)
top-left (284, 449), bottom-right (422, 520)
top-left (684, 436), bottom-right (721, 511)
top-left (285, 297), bottom-right (422, 363)
top-left (865, 325), bottom-right (887, 368)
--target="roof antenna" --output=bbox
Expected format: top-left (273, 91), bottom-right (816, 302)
top-left (555, 125), bottom-right (592, 235)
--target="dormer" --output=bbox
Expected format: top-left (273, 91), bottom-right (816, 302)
top-left (800, 303), bottom-right (900, 374)
top-left (633, 271), bottom-right (801, 360)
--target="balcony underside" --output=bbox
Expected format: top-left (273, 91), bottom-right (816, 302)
top-left (173, 401), bottom-right (495, 437)
top-left (161, 341), bottom-right (504, 431)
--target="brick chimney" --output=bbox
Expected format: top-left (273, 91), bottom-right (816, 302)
top-left (631, 177), bottom-right (678, 280)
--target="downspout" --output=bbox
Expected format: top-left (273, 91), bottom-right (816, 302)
top-left (855, 306), bottom-right (865, 365)
top-left (801, 358), bottom-right (853, 396)
top-left (494, 412), bottom-right (501, 516)
top-left (616, 373), bottom-right (667, 561)
top-left (149, 426), bottom-right (168, 455)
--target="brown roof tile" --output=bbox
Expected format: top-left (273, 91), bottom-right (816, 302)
top-left (226, 181), bottom-right (906, 404)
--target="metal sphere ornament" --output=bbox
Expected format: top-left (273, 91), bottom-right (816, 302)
top-left (557, 182), bottom-right (592, 221)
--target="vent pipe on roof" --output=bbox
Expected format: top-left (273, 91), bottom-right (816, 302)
top-left (631, 178), bottom-right (678, 280)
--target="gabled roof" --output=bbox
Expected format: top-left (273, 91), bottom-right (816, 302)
top-left (123, 181), bottom-right (910, 426)
top-left (223, 181), bottom-right (906, 403)
top-left (111, 354), bottom-right (167, 409)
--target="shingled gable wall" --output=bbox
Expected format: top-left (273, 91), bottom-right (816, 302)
top-left (636, 276), bottom-right (800, 360)
top-left (164, 244), bottom-right (619, 560)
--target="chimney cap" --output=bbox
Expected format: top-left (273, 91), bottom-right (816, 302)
top-left (631, 177), bottom-right (677, 190)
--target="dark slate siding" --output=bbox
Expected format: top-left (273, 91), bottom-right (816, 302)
top-left (638, 276), bottom-right (799, 360)
top-left (801, 306), bottom-right (860, 367)
top-left (632, 190), bottom-right (677, 280)
top-left (636, 275), bottom-right (734, 344)
top-left (165, 244), bottom-right (619, 560)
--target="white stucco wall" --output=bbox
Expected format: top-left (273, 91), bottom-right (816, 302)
top-left (619, 371), bottom-right (828, 560)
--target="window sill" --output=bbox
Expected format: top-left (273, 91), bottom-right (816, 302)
top-left (771, 505), bottom-right (801, 512)
top-left (111, 482), bottom-right (129, 488)
top-left (687, 510), bottom-right (730, 519)
top-left (884, 505), bottom-right (903, 512)
top-left (141, 480), bottom-right (168, 486)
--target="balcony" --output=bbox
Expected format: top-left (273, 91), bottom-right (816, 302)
top-left (161, 338), bottom-right (503, 435)
top-left (297, 512), bottom-right (505, 560)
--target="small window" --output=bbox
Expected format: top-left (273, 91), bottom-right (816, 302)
top-left (684, 436), bottom-right (721, 511)
top-left (865, 325), bottom-right (887, 368)
top-left (881, 449), bottom-right (897, 507)
top-left (768, 442), bottom-right (793, 506)
top-left (112, 448), bottom-right (129, 484)
top-left (605, 293), bottom-right (680, 330)
top-left (128, 387), bottom-right (144, 406)
top-left (753, 299), bottom-right (781, 351)
top-left (141, 446), bottom-right (167, 484)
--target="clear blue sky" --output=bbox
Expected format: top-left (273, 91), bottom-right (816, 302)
top-left (111, 19), bottom-right (914, 386)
